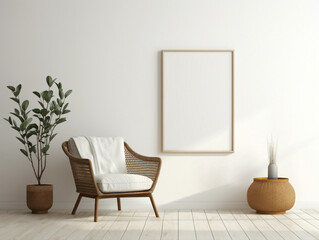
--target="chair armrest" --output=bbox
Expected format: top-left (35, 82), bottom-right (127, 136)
top-left (62, 142), bottom-right (101, 196)
top-left (124, 142), bottom-right (162, 192)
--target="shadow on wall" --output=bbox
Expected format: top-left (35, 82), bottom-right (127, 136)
top-left (158, 184), bottom-right (249, 209)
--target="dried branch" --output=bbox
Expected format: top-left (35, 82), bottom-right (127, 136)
top-left (268, 137), bottom-right (277, 164)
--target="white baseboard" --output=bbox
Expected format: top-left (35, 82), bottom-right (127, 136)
top-left (1, 200), bottom-right (318, 210)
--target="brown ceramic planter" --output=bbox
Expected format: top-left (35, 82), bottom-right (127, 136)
top-left (27, 184), bottom-right (53, 214)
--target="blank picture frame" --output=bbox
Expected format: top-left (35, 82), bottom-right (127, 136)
top-left (162, 50), bottom-right (234, 153)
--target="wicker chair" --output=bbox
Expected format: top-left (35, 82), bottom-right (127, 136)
top-left (62, 141), bottom-right (161, 222)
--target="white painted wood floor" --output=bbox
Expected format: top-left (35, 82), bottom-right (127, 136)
top-left (1, 209), bottom-right (319, 240)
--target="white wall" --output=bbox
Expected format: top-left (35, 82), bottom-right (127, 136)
top-left (1, 0), bottom-right (319, 210)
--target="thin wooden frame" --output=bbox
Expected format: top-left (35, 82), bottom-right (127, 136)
top-left (161, 50), bottom-right (234, 153)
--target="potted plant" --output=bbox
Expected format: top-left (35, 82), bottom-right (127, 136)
top-left (267, 138), bottom-right (278, 179)
top-left (4, 76), bottom-right (72, 214)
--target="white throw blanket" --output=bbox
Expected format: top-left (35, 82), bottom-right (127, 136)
top-left (72, 136), bottom-right (127, 175)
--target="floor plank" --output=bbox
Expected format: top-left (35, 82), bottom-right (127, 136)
top-left (274, 215), bottom-right (316, 240)
top-left (178, 211), bottom-right (196, 240)
top-left (236, 219), bottom-right (266, 240)
top-left (290, 219), bottom-right (319, 239)
top-left (192, 210), bottom-right (214, 240)
top-left (103, 218), bottom-right (130, 240)
top-left (139, 211), bottom-right (163, 240)
top-left (218, 210), bottom-right (249, 240)
top-left (161, 211), bottom-right (178, 240)
top-left (2, 209), bottom-right (319, 240)
top-left (251, 219), bottom-right (284, 240)
top-left (303, 210), bottom-right (319, 220)
top-left (264, 218), bottom-right (300, 240)
top-left (121, 211), bottom-right (149, 240)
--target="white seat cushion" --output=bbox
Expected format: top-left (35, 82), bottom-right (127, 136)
top-left (95, 174), bottom-right (153, 193)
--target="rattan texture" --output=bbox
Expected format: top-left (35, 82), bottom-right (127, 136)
top-left (70, 159), bottom-right (98, 196)
top-left (247, 177), bottom-right (295, 214)
top-left (62, 141), bottom-right (161, 196)
top-left (125, 146), bottom-right (160, 182)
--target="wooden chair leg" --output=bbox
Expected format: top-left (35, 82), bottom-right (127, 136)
top-left (72, 194), bottom-right (82, 215)
top-left (94, 197), bottom-right (99, 222)
top-left (149, 194), bottom-right (159, 217)
top-left (117, 197), bottom-right (121, 211)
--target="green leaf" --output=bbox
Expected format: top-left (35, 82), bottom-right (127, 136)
top-left (26, 131), bottom-right (37, 138)
top-left (21, 109), bottom-right (26, 116)
top-left (62, 109), bottom-right (71, 114)
top-left (47, 90), bottom-right (54, 102)
top-left (26, 123), bottom-right (38, 131)
top-left (49, 102), bottom-right (55, 111)
top-left (14, 84), bottom-right (22, 97)
top-left (57, 98), bottom-right (63, 107)
top-left (46, 76), bottom-right (54, 87)
top-left (7, 86), bottom-right (15, 92)
top-left (22, 100), bottom-right (29, 111)
top-left (45, 116), bottom-right (51, 123)
top-left (20, 118), bottom-right (32, 131)
top-left (41, 145), bottom-right (49, 153)
top-left (59, 88), bottom-right (64, 99)
top-left (33, 115), bottom-right (43, 121)
top-left (56, 118), bottom-right (66, 124)
top-left (65, 90), bottom-right (72, 98)
top-left (44, 122), bottom-right (52, 129)
top-left (16, 137), bottom-right (25, 144)
top-left (20, 149), bottom-right (28, 157)
top-left (41, 91), bottom-right (47, 100)
top-left (51, 100), bottom-right (57, 108)
top-left (33, 91), bottom-right (41, 98)
top-left (21, 110), bottom-right (27, 119)
top-left (40, 109), bottom-right (49, 116)
top-left (54, 102), bottom-right (59, 111)
top-left (50, 133), bottom-right (58, 141)
top-left (42, 90), bottom-right (53, 103)
top-left (4, 117), bottom-right (13, 125)
top-left (30, 145), bottom-right (36, 153)
top-left (55, 82), bottom-right (62, 89)
top-left (42, 91), bottom-right (48, 103)
top-left (38, 101), bottom-right (45, 108)
top-left (43, 128), bottom-right (50, 134)
top-left (54, 109), bottom-right (61, 115)
top-left (14, 108), bottom-right (19, 115)
top-left (62, 103), bottom-right (69, 111)
top-left (10, 97), bottom-right (20, 104)
top-left (10, 112), bottom-right (24, 122)
top-left (12, 126), bottom-right (20, 132)
top-left (32, 108), bottom-right (41, 114)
